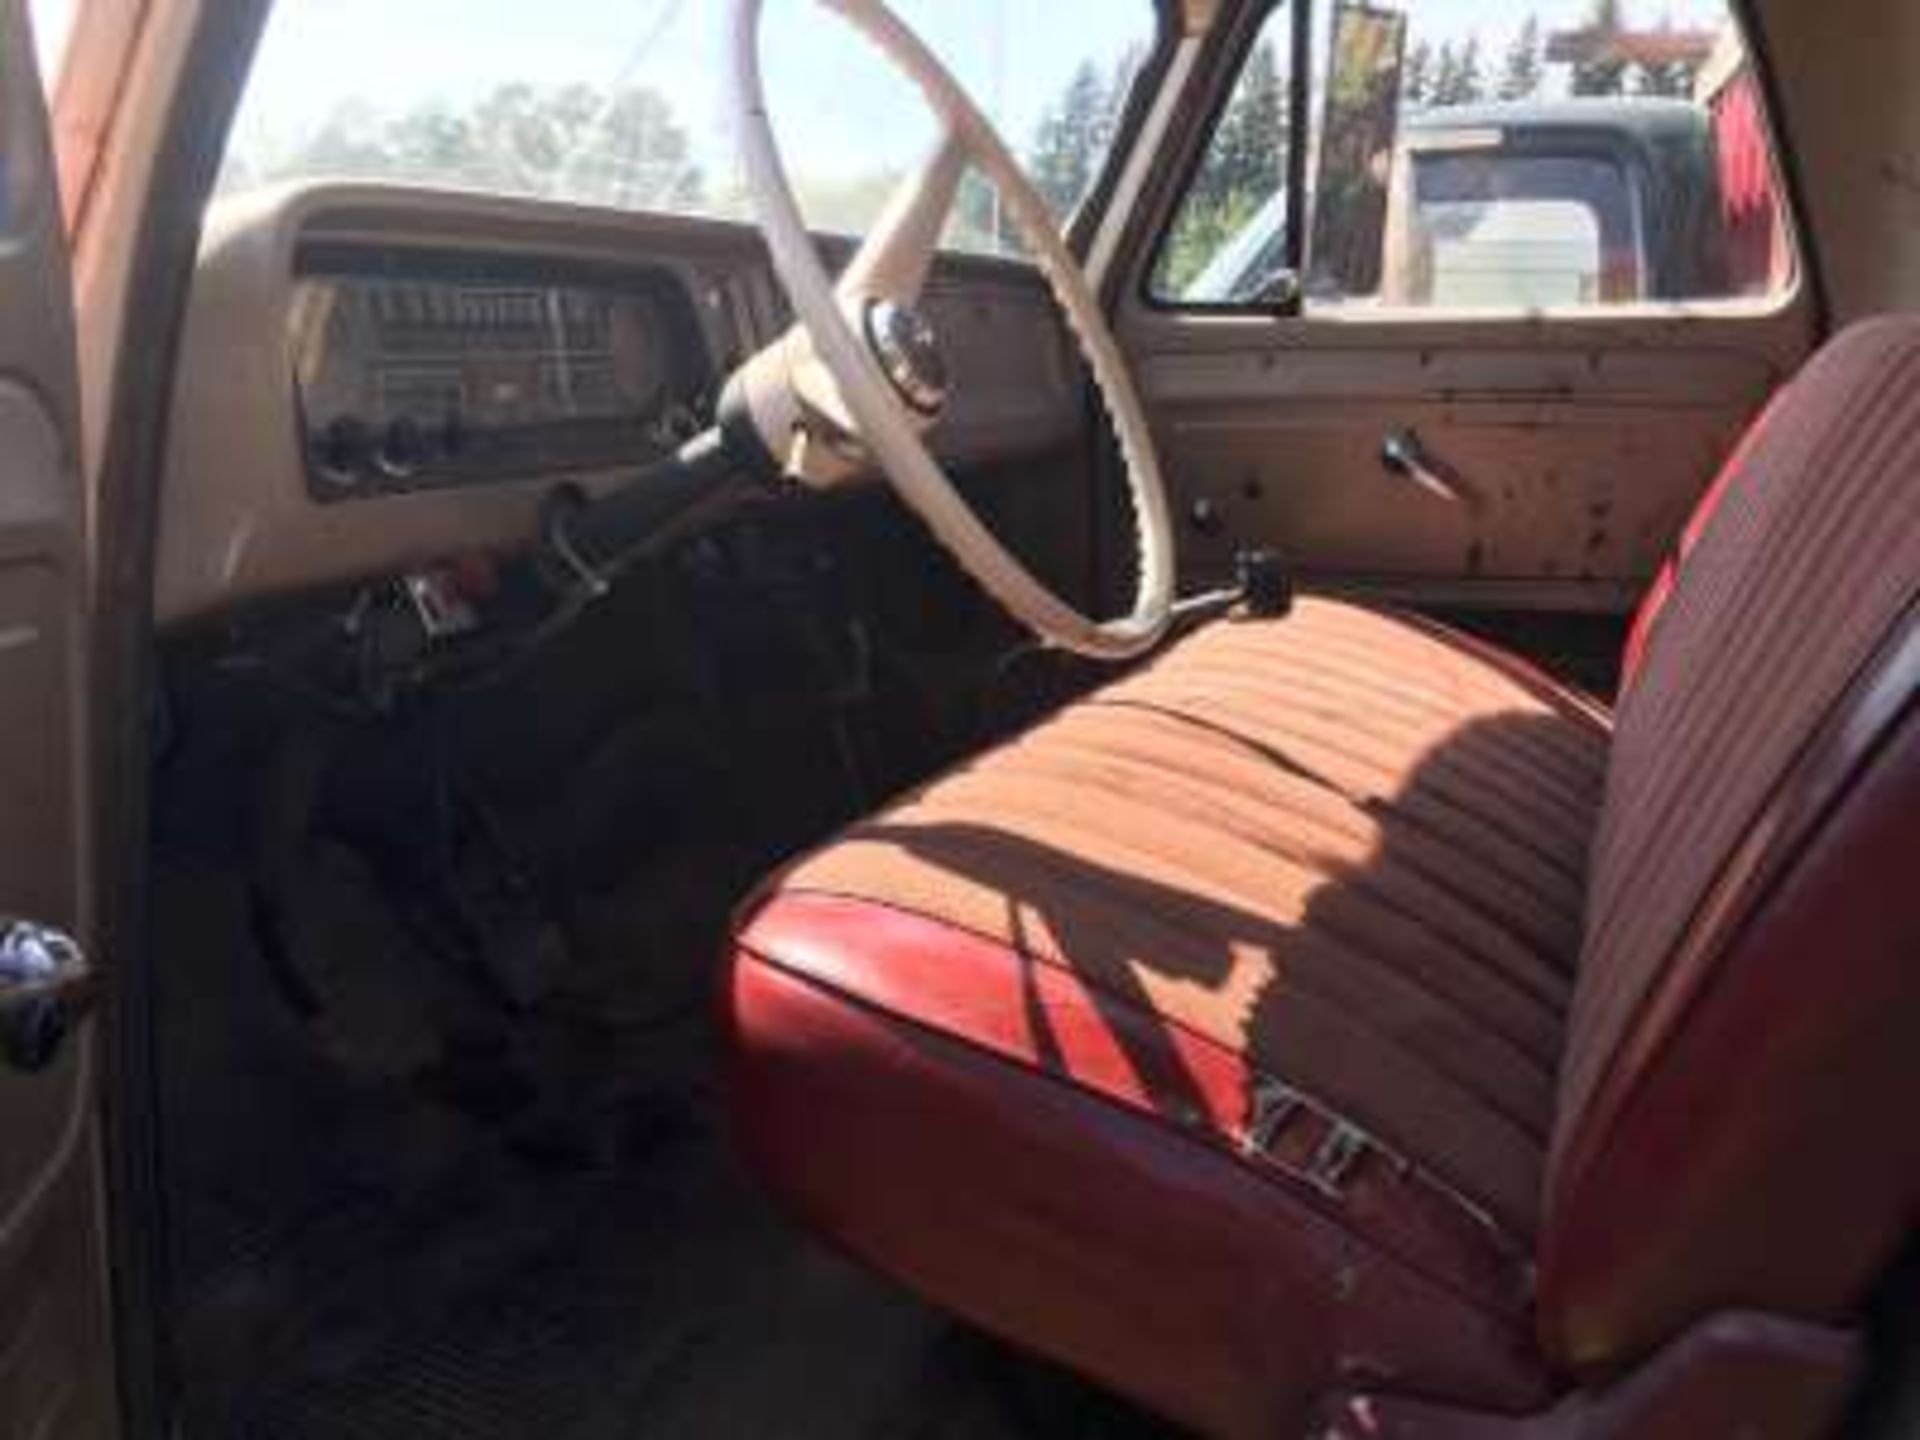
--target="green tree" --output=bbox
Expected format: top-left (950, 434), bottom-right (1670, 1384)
top-left (570, 87), bottom-right (702, 208)
top-left (1029, 61), bottom-right (1107, 220)
top-left (287, 98), bottom-right (395, 179)
top-left (1151, 36), bottom-right (1288, 296)
top-left (1095, 45), bottom-right (1147, 159)
top-left (383, 106), bottom-right (475, 175)
top-left (1570, 0), bottom-right (1629, 97)
top-left (1402, 39), bottom-right (1434, 109)
top-left (1431, 37), bottom-right (1487, 106)
top-left (228, 81), bottom-right (702, 210)
top-left (1201, 38), bottom-right (1287, 208)
top-left (1498, 16), bottom-right (1545, 101)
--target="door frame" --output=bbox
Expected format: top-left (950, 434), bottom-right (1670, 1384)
top-left (74, 2), bottom-right (270, 1431)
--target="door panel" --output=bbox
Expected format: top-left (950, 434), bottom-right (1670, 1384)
top-left (1112, 0), bottom-right (1816, 619)
top-left (1123, 310), bottom-right (1810, 609)
top-left (0, 0), bottom-right (115, 1434)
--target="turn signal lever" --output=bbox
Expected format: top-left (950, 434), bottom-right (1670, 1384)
top-left (541, 384), bottom-right (774, 597)
top-left (1169, 548), bottom-right (1295, 632)
top-left (1233, 548), bottom-right (1294, 619)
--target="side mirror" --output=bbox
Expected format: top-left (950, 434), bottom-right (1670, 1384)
top-left (1242, 266), bottom-right (1302, 309)
top-left (1309, 2), bottom-right (1410, 300)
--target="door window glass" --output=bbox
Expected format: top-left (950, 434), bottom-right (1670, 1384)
top-left (1154, 0), bottom-right (1794, 311)
top-left (1151, 5), bottom-right (1294, 304)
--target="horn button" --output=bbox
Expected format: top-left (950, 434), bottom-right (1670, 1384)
top-left (862, 299), bottom-right (950, 418)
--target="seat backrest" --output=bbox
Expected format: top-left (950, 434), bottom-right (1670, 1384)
top-left (1541, 318), bottom-right (1920, 1376)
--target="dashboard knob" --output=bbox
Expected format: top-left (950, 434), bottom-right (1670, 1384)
top-left (378, 417), bottom-right (428, 479)
top-left (312, 415), bottom-right (372, 490)
top-left (439, 412), bottom-right (466, 460)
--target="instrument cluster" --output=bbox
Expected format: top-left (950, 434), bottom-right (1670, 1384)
top-left (291, 243), bottom-right (712, 501)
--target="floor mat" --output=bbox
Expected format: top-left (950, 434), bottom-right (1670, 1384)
top-left (158, 860), bottom-right (1181, 1440)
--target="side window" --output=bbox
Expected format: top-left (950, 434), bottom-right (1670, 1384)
top-left (1150, 5), bottom-right (1295, 305)
top-left (1156, 0), bottom-right (1793, 312)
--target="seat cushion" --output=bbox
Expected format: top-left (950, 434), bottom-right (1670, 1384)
top-left (727, 599), bottom-right (1609, 1434)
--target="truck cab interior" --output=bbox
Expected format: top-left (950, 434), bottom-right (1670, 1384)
top-left (2, 0), bottom-right (1917, 1436)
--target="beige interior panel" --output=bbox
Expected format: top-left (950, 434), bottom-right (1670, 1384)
top-left (1124, 306), bottom-right (1811, 607)
top-left (156, 183), bottom-right (1079, 627)
top-left (0, 0), bottom-right (114, 1430)
top-left (1753, 0), bottom-right (1920, 324)
top-left (0, 1126), bottom-right (115, 1440)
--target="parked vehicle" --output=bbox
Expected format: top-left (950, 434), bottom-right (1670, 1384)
top-left (1189, 98), bottom-right (1749, 307)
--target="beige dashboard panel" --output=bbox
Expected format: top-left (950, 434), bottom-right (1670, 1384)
top-left (155, 182), bottom-right (1077, 627)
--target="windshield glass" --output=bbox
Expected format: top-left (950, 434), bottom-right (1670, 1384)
top-left (220, 0), bottom-right (1158, 258)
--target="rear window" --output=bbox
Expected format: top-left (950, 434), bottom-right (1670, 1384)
top-left (1408, 150), bottom-right (1638, 307)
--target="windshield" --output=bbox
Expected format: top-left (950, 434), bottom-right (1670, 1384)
top-left (219, 0), bottom-right (1159, 258)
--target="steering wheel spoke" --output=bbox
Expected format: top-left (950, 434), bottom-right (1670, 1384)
top-left (835, 128), bottom-right (968, 308)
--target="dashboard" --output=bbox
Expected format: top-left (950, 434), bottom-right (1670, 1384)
top-left (157, 183), bottom-right (1081, 626)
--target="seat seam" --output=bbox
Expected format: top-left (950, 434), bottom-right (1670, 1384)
top-left (967, 743), bottom-right (1575, 1056)
top-left (1156, 642), bottom-right (1608, 787)
top-left (1085, 695), bottom-right (1594, 893)
top-left (1010, 726), bottom-right (1583, 983)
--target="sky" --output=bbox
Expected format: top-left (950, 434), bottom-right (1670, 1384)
top-left (29, 0), bottom-right (74, 77)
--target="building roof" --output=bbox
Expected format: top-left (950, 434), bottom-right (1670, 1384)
top-left (1543, 27), bottom-right (1718, 67)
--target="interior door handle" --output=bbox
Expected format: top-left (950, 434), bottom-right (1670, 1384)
top-left (0, 920), bottom-right (96, 1074)
top-left (1381, 428), bottom-right (1478, 510)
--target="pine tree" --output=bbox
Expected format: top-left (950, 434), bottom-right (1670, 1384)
top-left (1148, 36), bottom-right (1288, 295)
top-left (1402, 39), bottom-right (1433, 108)
top-left (1455, 36), bottom-right (1487, 103)
top-left (1498, 16), bottom-right (1545, 101)
top-left (1431, 37), bottom-right (1486, 106)
top-left (1095, 45), bottom-right (1146, 157)
top-left (1029, 61), bottom-right (1107, 220)
top-left (1430, 41), bottom-right (1459, 106)
top-left (1570, 0), bottom-right (1629, 97)
top-left (1203, 38), bottom-right (1288, 209)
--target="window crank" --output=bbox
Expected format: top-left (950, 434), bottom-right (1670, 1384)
top-left (1381, 428), bottom-right (1478, 510)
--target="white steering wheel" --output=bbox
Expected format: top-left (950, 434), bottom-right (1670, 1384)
top-left (728, 0), bottom-right (1175, 661)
